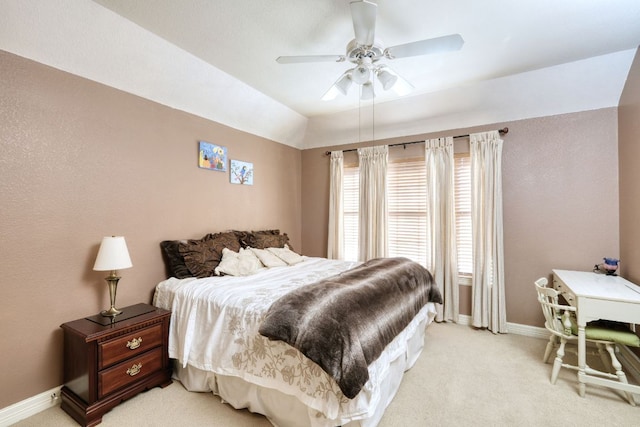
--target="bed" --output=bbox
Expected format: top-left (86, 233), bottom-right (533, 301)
top-left (153, 230), bottom-right (442, 427)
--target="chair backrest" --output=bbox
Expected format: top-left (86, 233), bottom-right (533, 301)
top-left (535, 277), bottom-right (576, 338)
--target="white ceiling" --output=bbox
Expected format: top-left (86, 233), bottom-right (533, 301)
top-left (2, 1), bottom-right (640, 149)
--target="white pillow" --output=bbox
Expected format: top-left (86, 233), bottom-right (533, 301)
top-left (249, 247), bottom-right (287, 267)
top-left (214, 247), bottom-right (264, 276)
top-left (266, 244), bottom-right (305, 265)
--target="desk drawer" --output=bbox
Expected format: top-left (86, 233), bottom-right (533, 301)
top-left (99, 323), bottom-right (163, 369)
top-left (553, 276), bottom-right (576, 305)
top-left (98, 347), bottom-right (162, 398)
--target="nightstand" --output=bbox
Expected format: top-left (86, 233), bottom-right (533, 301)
top-left (60, 303), bottom-right (172, 426)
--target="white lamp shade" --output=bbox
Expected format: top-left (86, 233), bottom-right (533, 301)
top-left (322, 71), bottom-right (353, 101)
top-left (352, 57), bottom-right (373, 85)
top-left (334, 72), bottom-right (353, 95)
top-left (351, 64), bottom-right (370, 84)
top-left (93, 236), bottom-right (133, 271)
top-left (360, 82), bottom-right (375, 100)
top-left (376, 67), bottom-right (398, 91)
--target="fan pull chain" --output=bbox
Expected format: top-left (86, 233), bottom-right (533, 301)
top-left (358, 91), bottom-right (362, 143)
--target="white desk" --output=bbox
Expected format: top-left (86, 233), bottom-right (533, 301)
top-left (552, 269), bottom-right (640, 398)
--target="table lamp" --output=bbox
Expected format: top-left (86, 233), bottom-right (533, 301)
top-left (93, 236), bottom-right (133, 317)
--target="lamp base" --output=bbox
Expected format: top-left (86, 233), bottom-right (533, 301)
top-left (101, 271), bottom-right (123, 317)
top-left (101, 306), bottom-right (122, 317)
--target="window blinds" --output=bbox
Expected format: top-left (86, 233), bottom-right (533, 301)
top-left (454, 154), bottom-right (473, 275)
top-left (342, 152), bottom-right (472, 277)
top-left (387, 159), bottom-right (428, 266)
top-left (343, 166), bottom-right (359, 262)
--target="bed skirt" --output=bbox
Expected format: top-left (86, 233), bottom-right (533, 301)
top-left (173, 302), bottom-right (437, 427)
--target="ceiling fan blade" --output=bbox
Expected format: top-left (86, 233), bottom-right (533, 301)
top-left (389, 72), bottom-right (414, 96)
top-left (276, 55), bottom-right (345, 64)
top-left (350, 0), bottom-right (377, 46)
top-left (385, 34), bottom-right (464, 59)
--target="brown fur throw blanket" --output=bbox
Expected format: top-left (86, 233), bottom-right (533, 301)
top-left (258, 257), bottom-right (442, 398)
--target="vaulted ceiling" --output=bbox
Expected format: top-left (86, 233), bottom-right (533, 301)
top-left (2, 1), bottom-right (640, 148)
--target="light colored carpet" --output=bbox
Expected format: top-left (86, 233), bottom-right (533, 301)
top-left (13, 322), bottom-right (639, 426)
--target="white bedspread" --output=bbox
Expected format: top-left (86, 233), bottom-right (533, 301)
top-left (153, 257), bottom-right (435, 424)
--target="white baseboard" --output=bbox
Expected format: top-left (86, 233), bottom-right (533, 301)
top-left (457, 314), bottom-right (549, 339)
top-left (506, 322), bottom-right (550, 339)
top-left (0, 320), bottom-right (549, 425)
top-left (0, 386), bottom-right (61, 427)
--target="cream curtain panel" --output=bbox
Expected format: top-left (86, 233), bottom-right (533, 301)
top-left (327, 151), bottom-right (344, 259)
top-left (425, 137), bottom-right (459, 323)
top-left (470, 131), bottom-right (507, 333)
top-left (357, 146), bottom-right (388, 261)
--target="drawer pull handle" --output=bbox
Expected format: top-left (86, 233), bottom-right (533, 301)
top-left (126, 337), bottom-right (143, 350)
top-left (126, 363), bottom-right (142, 377)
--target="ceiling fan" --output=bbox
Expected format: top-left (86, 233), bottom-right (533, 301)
top-left (276, 0), bottom-right (464, 101)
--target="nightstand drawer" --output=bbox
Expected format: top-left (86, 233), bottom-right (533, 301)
top-left (99, 347), bottom-right (163, 398)
top-left (99, 323), bottom-right (163, 369)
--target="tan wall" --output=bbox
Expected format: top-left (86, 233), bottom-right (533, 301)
top-left (0, 51), bottom-right (301, 408)
top-left (301, 108), bottom-right (620, 327)
top-left (619, 48), bottom-right (640, 283)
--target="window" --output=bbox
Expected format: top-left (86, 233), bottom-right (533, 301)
top-left (343, 165), bottom-right (359, 262)
top-left (387, 159), bottom-right (428, 264)
top-left (342, 151), bottom-right (472, 278)
top-left (454, 153), bottom-right (473, 276)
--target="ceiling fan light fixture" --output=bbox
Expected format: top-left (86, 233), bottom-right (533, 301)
top-left (351, 65), bottom-right (370, 85)
top-left (335, 72), bottom-right (353, 95)
top-left (376, 66), bottom-right (398, 91)
top-left (322, 70), bottom-right (354, 101)
top-left (360, 82), bottom-right (375, 100)
top-left (351, 56), bottom-right (373, 85)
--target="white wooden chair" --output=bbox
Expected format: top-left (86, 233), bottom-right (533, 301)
top-left (535, 277), bottom-right (638, 405)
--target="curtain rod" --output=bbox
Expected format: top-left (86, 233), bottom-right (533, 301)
top-left (324, 127), bottom-right (509, 156)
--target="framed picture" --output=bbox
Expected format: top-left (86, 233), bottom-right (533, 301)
top-left (230, 160), bottom-right (254, 185)
top-left (198, 141), bottom-right (227, 172)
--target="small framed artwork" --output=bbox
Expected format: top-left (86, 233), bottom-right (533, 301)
top-left (198, 141), bottom-right (227, 172)
top-left (230, 160), bottom-right (254, 185)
